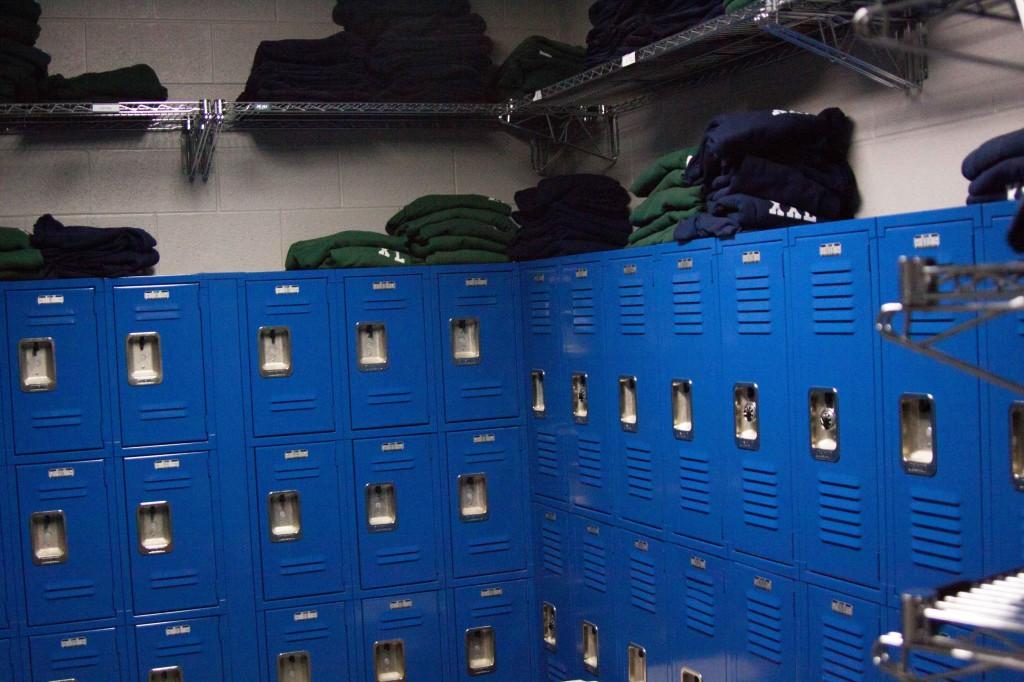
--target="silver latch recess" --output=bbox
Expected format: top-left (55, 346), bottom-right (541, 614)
top-left (451, 317), bottom-right (481, 365)
top-left (1011, 402), bottom-right (1023, 491)
top-left (809, 388), bottom-right (840, 461)
top-left (277, 651), bottom-right (311, 682)
top-left (19, 337), bottom-right (56, 392)
top-left (572, 373), bottom-right (589, 424)
top-left (126, 332), bottom-right (163, 386)
top-left (901, 394), bottom-right (936, 476)
top-left (672, 379), bottom-right (694, 441)
top-left (357, 322), bottom-right (389, 371)
top-left (30, 510), bottom-right (67, 565)
top-left (148, 667), bottom-right (183, 682)
top-left (466, 627), bottom-right (496, 675)
top-left (531, 370), bottom-right (546, 417)
top-left (258, 327), bottom-right (292, 378)
top-left (374, 639), bottom-right (406, 682)
top-left (628, 644), bottom-right (648, 682)
top-left (734, 383), bottom-right (760, 450)
top-left (137, 501), bottom-right (173, 555)
top-left (458, 474), bottom-right (489, 521)
top-left (619, 376), bottom-right (638, 432)
top-left (268, 491), bottom-right (302, 542)
top-left (542, 602), bottom-right (557, 650)
top-left (582, 621), bottom-right (600, 674)
top-left (366, 483), bottom-right (397, 532)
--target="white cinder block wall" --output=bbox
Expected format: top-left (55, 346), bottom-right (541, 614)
top-left (1, 2), bottom-right (1021, 275)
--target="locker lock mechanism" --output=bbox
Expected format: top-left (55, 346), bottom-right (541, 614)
top-left (374, 639), bottom-right (407, 682)
top-left (582, 621), bottom-right (600, 674)
top-left (733, 384), bottom-right (760, 450)
top-left (466, 626), bottom-right (496, 675)
top-left (900, 394), bottom-right (937, 476)
top-left (619, 376), bottom-right (638, 433)
top-left (451, 317), bottom-right (481, 366)
top-left (672, 379), bottom-right (694, 441)
top-left (628, 644), bottom-right (648, 682)
top-left (278, 651), bottom-right (311, 682)
top-left (681, 668), bottom-right (704, 682)
top-left (366, 483), bottom-right (397, 532)
top-left (1011, 402), bottom-right (1023, 491)
top-left (809, 388), bottom-right (840, 462)
top-left (268, 491), bottom-right (302, 542)
top-left (357, 322), bottom-right (389, 371)
top-left (30, 510), bottom-right (68, 565)
top-left (126, 332), bottom-right (163, 386)
top-left (258, 326), bottom-right (293, 378)
top-left (572, 373), bottom-right (589, 424)
top-left (18, 337), bottom-right (56, 392)
top-left (530, 370), bottom-right (546, 417)
top-left (458, 474), bottom-right (489, 522)
top-left (148, 666), bottom-right (184, 682)
top-left (137, 501), bottom-right (174, 555)
top-left (542, 602), bottom-right (557, 650)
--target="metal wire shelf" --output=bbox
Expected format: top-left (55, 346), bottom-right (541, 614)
top-left (0, 101), bottom-right (202, 132)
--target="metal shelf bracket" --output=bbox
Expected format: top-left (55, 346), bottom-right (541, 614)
top-left (500, 105), bottom-right (619, 175)
top-left (181, 99), bottom-right (222, 183)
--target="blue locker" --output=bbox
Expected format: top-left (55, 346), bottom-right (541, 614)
top-left (606, 254), bottom-right (664, 531)
top-left (446, 427), bottom-right (527, 579)
top-left (135, 617), bottom-right (224, 681)
top-left (6, 286), bottom-right (104, 455)
top-left (256, 442), bottom-right (347, 601)
top-left (17, 459), bottom-right (116, 626)
top-left (532, 504), bottom-right (574, 682)
top-left (562, 260), bottom-right (614, 517)
top-left (719, 235), bottom-right (795, 565)
top-left (113, 282), bottom-right (208, 447)
top-left (614, 530), bottom-right (671, 682)
top-left (806, 585), bottom-right (884, 681)
top-left (265, 602), bottom-right (351, 682)
top-left (344, 273), bottom-right (431, 430)
top-left (877, 209), bottom-right (984, 600)
top-left (788, 221), bottom-right (883, 590)
top-left (0, 639), bottom-right (11, 682)
top-left (570, 514), bottom-right (618, 681)
top-left (353, 435), bottom-right (439, 590)
top-left (655, 245), bottom-right (726, 547)
top-left (521, 264), bottom-right (568, 503)
top-left (29, 627), bottom-right (123, 682)
top-left (0, 521), bottom-right (7, 633)
top-left (438, 270), bottom-right (520, 423)
top-left (246, 277), bottom-right (336, 438)
top-left (360, 591), bottom-right (443, 682)
top-left (727, 562), bottom-right (801, 682)
top-left (453, 581), bottom-right (530, 681)
top-left (124, 451), bottom-right (218, 615)
top-left (667, 544), bottom-right (729, 682)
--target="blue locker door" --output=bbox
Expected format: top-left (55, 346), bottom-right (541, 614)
top-left (607, 255), bottom-right (663, 531)
top-left (877, 213), bottom-right (984, 597)
top-left (562, 261), bottom-right (613, 517)
top-left (344, 274), bottom-right (431, 430)
top-left (124, 452), bottom-right (217, 615)
top-left (17, 459), bottom-right (116, 626)
top-left (615, 530), bottom-right (671, 682)
top-left (354, 435), bottom-right (438, 589)
top-left (6, 287), bottom-right (104, 455)
top-left (265, 603), bottom-right (351, 682)
top-left (522, 265), bottom-right (567, 503)
top-left (0, 639), bottom-right (11, 682)
top-left (789, 226), bottom-right (882, 589)
top-left (719, 237), bottom-right (795, 564)
top-left (246, 278), bottom-right (335, 438)
top-left (806, 585), bottom-right (883, 681)
top-left (361, 592), bottom-right (443, 682)
top-left (255, 442), bottom-right (346, 601)
top-left (29, 627), bottom-right (123, 682)
top-left (0, 523), bottom-right (6, 632)
top-left (438, 271), bottom-right (520, 423)
top-left (532, 505), bottom-right (574, 682)
top-left (113, 283), bottom-right (208, 447)
top-left (453, 581), bottom-right (530, 681)
top-left (446, 427), bottom-right (527, 579)
top-left (656, 247), bottom-right (726, 547)
top-left (727, 562), bottom-right (801, 682)
top-left (135, 617), bottom-right (223, 680)
top-left (570, 515), bottom-right (618, 681)
top-left (667, 544), bottom-right (729, 682)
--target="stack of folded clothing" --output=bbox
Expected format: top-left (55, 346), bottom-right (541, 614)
top-left (239, 31), bottom-right (374, 102)
top-left (724, 0), bottom-right (762, 13)
top-left (586, 0), bottom-right (724, 67)
top-left (0, 1), bottom-right (47, 102)
top-left (39, 64), bottom-right (167, 102)
top-left (494, 36), bottom-right (585, 100)
top-left (31, 214), bottom-right (159, 279)
top-left (333, 0), bottom-right (470, 40)
top-left (286, 230), bottom-right (418, 269)
top-left (0, 226), bottom-right (42, 280)
top-left (510, 174), bottom-right (631, 260)
top-left (962, 127), bottom-right (1024, 205)
top-left (627, 146), bottom-right (704, 247)
top-left (675, 107), bottom-right (859, 244)
top-left (387, 195), bottom-right (517, 264)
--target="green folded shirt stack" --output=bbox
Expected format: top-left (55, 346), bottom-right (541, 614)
top-left (0, 226), bottom-right (42, 279)
top-left (494, 35), bottom-right (586, 99)
top-left (725, 0), bottom-right (762, 13)
top-left (388, 195), bottom-right (517, 265)
top-left (285, 230), bottom-right (419, 270)
top-left (627, 147), bottom-right (704, 247)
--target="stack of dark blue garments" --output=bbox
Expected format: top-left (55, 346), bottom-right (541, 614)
top-left (239, 31), bottom-right (374, 102)
top-left (0, 1), bottom-right (47, 102)
top-left (675, 107), bottom-right (860, 244)
top-left (335, 0), bottom-right (494, 102)
top-left (586, 0), bottom-right (724, 67)
top-left (962, 127), bottom-right (1024, 205)
top-left (31, 214), bottom-right (159, 279)
top-left (510, 174), bottom-right (631, 260)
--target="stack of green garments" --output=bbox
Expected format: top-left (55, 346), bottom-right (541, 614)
top-left (627, 147), bottom-right (704, 247)
top-left (0, 226), bottom-right (42, 279)
top-left (387, 195), bottom-right (518, 265)
top-left (286, 230), bottom-right (419, 270)
top-left (494, 35), bottom-right (586, 99)
top-left (724, 0), bottom-right (761, 13)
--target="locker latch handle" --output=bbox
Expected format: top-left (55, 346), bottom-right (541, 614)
top-left (30, 510), bottom-right (67, 565)
top-left (809, 388), bottom-right (840, 462)
top-left (582, 621), bottom-right (600, 674)
top-left (672, 379), bottom-right (694, 441)
top-left (458, 474), bottom-right (489, 522)
top-left (357, 322), bottom-right (389, 371)
top-left (530, 370), bottom-right (546, 417)
top-left (258, 326), bottom-right (293, 378)
top-left (1011, 402), bottom-right (1023, 491)
top-left (126, 332), bottom-right (163, 386)
top-left (268, 491), bottom-right (302, 542)
top-left (148, 666), bottom-right (184, 682)
top-left (374, 639), bottom-right (407, 682)
top-left (628, 644), bottom-right (648, 682)
top-left (366, 483), bottom-right (397, 532)
top-left (451, 317), bottom-right (481, 366)
top-left (681, 667), bottom-right (704, 682)
top-left (277, 650), bottom-right (312, 682)
top-left (466, 626), bottom-right (496, 675)
top-left (900, 393), bottom-right (937, 476)
top-left (572, 373), bottom-right (589, 424)
top-left (734, 383), bottom-right (760, 450)
top-left (137, 501), bottom-right (174, 555)
top-left (619, 376), bottom-right (638, 432)
top-left (18, 337), bottom-right (56, 392)
top-left (542, 602), bottom-right (557, 650)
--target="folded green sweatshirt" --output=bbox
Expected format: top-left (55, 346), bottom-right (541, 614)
top-left (495, 35), bottom-right (585, 98)
top-left (387, 195), bottom-right (511, 234)
top-left (412, 220), bottom-right (516, 245)
top-left (323, 246), bottom-right (420, 269)
top-left (410, 235), bottom-right (508, 258)
top-left (398, 208), bottom-right (520, 236)
top-left (630, 187), bottom-right (705, 227)
top-left (725, 0), bottom-right (762, 12)
top-left (627, 207), bottom-right (702, 244)
top-left (0, 247), bottom-right (42, 272)
top-left (0, 226), bottom-right (30, 251)
top-left (627, 226), bottom-right (677, 248)
top-left (286, 230), bottom-right (408, 270)
top-left (649, 169), bottom-right (696, 196)
top-left (629, 146), bottom-right (699, 197)
top-left (424, 250), bottom-right (511, 265)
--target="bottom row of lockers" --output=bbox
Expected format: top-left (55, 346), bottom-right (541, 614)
top-left (3, 580), bottom-right (532, 682)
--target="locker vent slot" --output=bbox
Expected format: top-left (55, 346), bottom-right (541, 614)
top-left (366, 483), bottom-right (397, 532)
top-left (540, 523), bottom-right (565, 576)
top-left (672, 271), bottom-right (705, 335)
top-left (619, 376), bottom-right (638, 431)
top-left (30, 510), bottom-right (67, 565)
top-left (672, 379), bottom-right (694, 440)
top-left (734, 384), bottom-right (760, 450)
top-left (577, 435), bottom-right (605, 491)
top-left (582, 533), bottom-right (609, 594)
top-left (735, 271), bottom-right (773, 335)
top-left (617, 280), bottom-right (647, 335)
top-left (741, 461), bottom-right (781, 530)
top-left (269, 491), bottom-right (302, 542)
top-left (458, 474), bottom-right (488, 521)
top-left (909, 491), bottom-right (964, 573)
top-left (277, 651), bottom-right (311, 682)
top-left (357, 322), bottom-right (389, 371)
top-left (628, 551), bottom-right (658, 614)
top-left (745, 590), bottom-right (784, 663)
top-left (572, 373), bottom-right (589, 423)
top-left (126, 332), bottom-right (163, 386)
top-left (820, 614), bottom-right (867, 680)
top-left (528, 288), bottom-right (553, 335)
top-left (681, 668), bottom-right (704, 682)
top-left (1011, 403), bottom-right (1023, 491)
top-left (817, 474), bottom-right (865, 550)
top-left (258, 326), bottom-right (292, 378)
top-left (542, 602), bottom-right (557, 649)
top-left (684, 572), bottom-right (716, 637)
top-left (809, 388), bottom-right (840, 461)
top-left (466, 626), bottom-right (496, 675)
top-left (137, 501), bottom-right (173, 554)
top-left (531, 370), bottom-right (546, 417)
top-left (628, 644), bottom-right (647, 682)
top-left (374, 639), bottom-right (406, 682)
top-left (451, 317), bottom-right (481, 365)
top-left (810, 263), bottom-right (856, 335)
top-left (908, 310), bottom-right (957, 340)
top-left (535, 430), bottom-right (558, 479)
top-left (571, 282), bottom-right (597, 335)
top-left (625, 442), bottom-right (655, 501)
top-left (901, 394), bottom-right (936, 476)
top-left (19, 337), bottom-right (56, 391)
top-left (148, 667), bottom-right (183, 682)
top-left (679, 450), bottom-right (712, 516)
top-left (582, 621), bottom-right (599, 674)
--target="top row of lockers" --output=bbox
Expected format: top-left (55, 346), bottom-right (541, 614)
top-left (0, 266), bottom-right (524, 459)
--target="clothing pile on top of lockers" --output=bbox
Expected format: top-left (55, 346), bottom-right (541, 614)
top-left (673, 107), bottom-right (860, 244)
top-left (0, 226), bottom-right (42, 279)
top-left (585, 0), bottom-right (725, 67)
top-left (627, 146), bottom-right (704, 247)
top-left (494, 35), bottom-right (586, 100)
top-left (509, 174), bottom-right (631, 260)
top-left (30, 214), bottom-right (159, 278)
top-left (286, 230), bottom-right (419, 269)
top-left (962, 127), bottom-right (1024, 205)
top-left (388, 194), bottom-right (517, 264)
